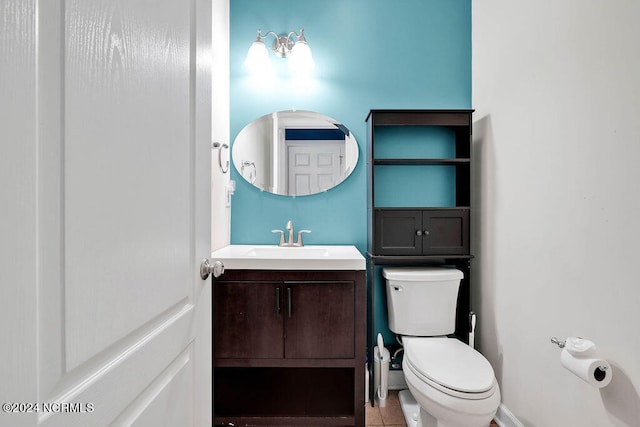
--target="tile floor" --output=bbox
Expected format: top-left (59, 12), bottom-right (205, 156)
top-left (365, 390), bottom-right (406, 426)
top-left (365, 390), bottom-right (499, 427)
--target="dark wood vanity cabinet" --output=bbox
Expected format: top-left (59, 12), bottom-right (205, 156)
top-left (214, 269), bottom-right (366, 427)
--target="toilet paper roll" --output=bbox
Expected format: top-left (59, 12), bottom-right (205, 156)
top-left (560, 348), bottom-right (612, 388)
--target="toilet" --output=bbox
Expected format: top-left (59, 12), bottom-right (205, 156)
top-left (383, 267), bottom-right (500, 427)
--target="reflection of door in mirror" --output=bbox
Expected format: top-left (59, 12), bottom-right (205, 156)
top-left (287, 141), bottom-right (345, 195)
top-left (281, 128), bottom-right (346, 196)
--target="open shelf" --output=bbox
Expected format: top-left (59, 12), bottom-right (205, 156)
top-left (215, 367), bottom-right (355, 420)
top-left (374, 158), bottom-right (470, 165)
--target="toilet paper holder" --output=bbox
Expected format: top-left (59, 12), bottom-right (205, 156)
top-left (552, 336), bottom-right (612, 387)
top-left (552, 336), bottom-right (609, 374)
top-left (551, 336), bottom-right (598, 358)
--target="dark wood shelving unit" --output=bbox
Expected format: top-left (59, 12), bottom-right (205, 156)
top-left (365, 109), bottom-right (474, 404)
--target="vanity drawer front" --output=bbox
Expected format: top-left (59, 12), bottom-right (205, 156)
top-left (214, 281), bottom-right (284, 359)
top-left (284, 281), bottom-right (355, 359)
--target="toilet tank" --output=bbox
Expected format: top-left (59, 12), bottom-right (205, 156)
top-left (383, 267), bottom-right (463, 336)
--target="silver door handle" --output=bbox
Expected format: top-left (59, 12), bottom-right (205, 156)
top-left (200, 258), bottom-right (224, 280)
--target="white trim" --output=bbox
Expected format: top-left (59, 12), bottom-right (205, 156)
top-left (493, 403), bottom-right (524, 427)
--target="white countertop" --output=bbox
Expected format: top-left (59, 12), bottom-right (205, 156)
top-left (211, 244), bottom-right (366, 271)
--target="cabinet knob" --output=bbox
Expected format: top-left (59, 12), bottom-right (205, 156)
top-left (416, 230), bottom-right (423, 236)
top-left (416, 230), bottom-right (429, 236)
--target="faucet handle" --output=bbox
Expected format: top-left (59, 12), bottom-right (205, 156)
top-left (271, 229), bottom-right (285, 246)
top-left (295, 230), bottom-right (311, 247)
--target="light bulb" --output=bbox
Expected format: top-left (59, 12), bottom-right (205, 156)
top-left (288, 40), bottom-right (315, 74)
top-left (244, 40), bottom-right (270, 73)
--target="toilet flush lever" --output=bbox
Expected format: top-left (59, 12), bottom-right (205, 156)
top-left (550, 337), bottom-right (566, 348)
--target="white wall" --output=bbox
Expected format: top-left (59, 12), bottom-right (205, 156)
top-left (211, 0), bottom-right (230, 251)
top-left (472, 1), bottom-right (640, 426)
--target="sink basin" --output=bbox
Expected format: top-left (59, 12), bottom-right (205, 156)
top-left (244, 246), bottom-right (330, 258)
top-left (211, 245), bottom-right (365, 270)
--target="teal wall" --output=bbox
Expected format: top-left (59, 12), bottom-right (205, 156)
top-left (229, 0), bottom-right (471, 341)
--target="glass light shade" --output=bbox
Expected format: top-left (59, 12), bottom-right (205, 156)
top-left (244, 40), bottom-right (270, 72)
top-left (288, 40), bottom-right (315, 74)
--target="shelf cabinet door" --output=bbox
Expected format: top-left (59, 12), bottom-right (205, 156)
top-left (374, 210), bottom-right (423, 255)
top-left (284, 282), bottom-right (355, 359)
top-left (422, 209), bottom-right (469, 254)
top-left (214, 281), bottom-right (284, 359)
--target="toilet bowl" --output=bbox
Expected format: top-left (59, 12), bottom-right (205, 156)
top-left (382, 267), bottom-right (500, 427)
top-left (401, 337), bottom-right (500, 427)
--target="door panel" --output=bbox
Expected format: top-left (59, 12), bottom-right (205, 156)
top-left (0, 0), bottom-right (212, 425)
top-left (64, 0), bottom-right (192, 369)
top-left (121, 345), bottom-right (194, 427)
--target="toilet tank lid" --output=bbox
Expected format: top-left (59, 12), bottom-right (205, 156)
top-left (382, 267), bottom-right (463, 281)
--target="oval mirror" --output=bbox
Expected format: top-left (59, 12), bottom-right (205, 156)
top-left (232, 110), bottom-right (359, 196)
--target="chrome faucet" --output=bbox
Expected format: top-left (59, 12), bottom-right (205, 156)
top-left (272, 220), bottom-right (311, 247)
top-left (286, 220), bottom-right (294, 246)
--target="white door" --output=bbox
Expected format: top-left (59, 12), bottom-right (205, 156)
top-left (0, 0), bottom-right (212, 426)
top-left (286, 142), bottom-right (345, 195)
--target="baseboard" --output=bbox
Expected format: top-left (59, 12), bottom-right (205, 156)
top-left (493, 404), bottom-right (524, 427)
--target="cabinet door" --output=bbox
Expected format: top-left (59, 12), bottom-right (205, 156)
top-left (214, 281), bottom-right (284, 359)
top-left (423, 209), bottom-right (469, 254)
top-left (374, 210), bottom-right (423, 255)
top-left (284, 282), bottom-right (355, 359)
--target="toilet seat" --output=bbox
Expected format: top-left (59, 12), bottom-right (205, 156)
top-left (403, 337), bottom-right (497, 400)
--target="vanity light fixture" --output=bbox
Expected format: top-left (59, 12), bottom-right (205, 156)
top-left (244, 28), bottom-right (315, 74)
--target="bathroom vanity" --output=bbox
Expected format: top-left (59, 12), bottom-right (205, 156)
top-left (211, 245), bottom-right (366, 426)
